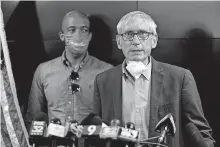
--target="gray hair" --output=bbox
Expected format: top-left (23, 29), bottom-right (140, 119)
top-left (117, 11), bottom-right (157, 35)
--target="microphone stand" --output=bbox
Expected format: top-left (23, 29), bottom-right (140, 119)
top-left (156, 125), bottom-right (168, 147)
top-left (51, 138), bottom-right (57, 147)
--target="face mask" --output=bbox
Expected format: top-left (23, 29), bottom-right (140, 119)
top-left (67, 40), bottom-right (87, 47)
top-left (63, 34), bottom-right (88, 48)
top-left (126, 61), bottom-right (148, 79)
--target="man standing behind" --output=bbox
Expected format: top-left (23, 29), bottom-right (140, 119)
top-left (93, 11), bottom-right (215, 147)
top-left (25, 10), bottom-right (113, 131)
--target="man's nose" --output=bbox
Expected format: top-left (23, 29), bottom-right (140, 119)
top-left (72, 30), bottom-right (83, 41)
top-left (132, 35), bottom-right (141, 45)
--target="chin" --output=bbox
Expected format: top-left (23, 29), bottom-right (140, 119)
top-left (128, 56), bottom-right (146, 62)
top-left (70, 50), bottom-right (85, 57)
top-left (68, 47), bottom-right (85, 54)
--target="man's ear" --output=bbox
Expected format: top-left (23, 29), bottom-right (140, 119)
top-left (151, 35), bottom-right (158, 49)
top-left (116, 35), bottom-right (122, 50)
top-left (59, 32), bottom-right (65, 42)
top-left (88, 32), bottom-right (92, 42)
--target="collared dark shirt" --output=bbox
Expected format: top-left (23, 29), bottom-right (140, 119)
top-left (25, 51), bottom-right (113, 127)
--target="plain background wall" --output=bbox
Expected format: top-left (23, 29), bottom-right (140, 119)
top-left (2, 1), bottom-right (220, 145)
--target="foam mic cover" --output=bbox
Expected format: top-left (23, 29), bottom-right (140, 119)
top-left (80, 113), bottom-right (108, 137)
top-left (47, 118), bottom-right (69, 138)
top-left (110, 119), bottom-right (121, 127)
top-left (34, 112), bottom-right (49, 124)
top-left (80, 113), bottom-right (103, 126)
top-left (118, 122), bottom-right (139, 143)
top-left (50, 117), bottom-right (61, 125)
top-left (155, 113), bottom-right (176, 136)
top-left (81, 114), bottom-right (105, 147)
top-left (99, 119), bottom-right (120, 139)
top-left (125, 122), bottom-right (135, 130)
top-left (66, 120), bottom-right (78, 137)
top-left (103, 119), bottom-right (121, 147)
top-left (29, 112), bottom-right (48, 137)
top-left (29, 112), bottom-right (49, 146)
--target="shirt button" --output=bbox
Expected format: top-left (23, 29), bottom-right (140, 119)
top-left (136, 109), bottom-right (140, 113)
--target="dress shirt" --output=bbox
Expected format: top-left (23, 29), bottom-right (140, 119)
top-left (122, 57), bottom-right (152, 140)
top-left (25, 51), bottom-right (113, 129)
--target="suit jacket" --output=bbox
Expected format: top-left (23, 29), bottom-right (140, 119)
top-left (93, 58), bottom-right (215, 147)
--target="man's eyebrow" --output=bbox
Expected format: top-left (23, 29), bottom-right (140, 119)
top-left (67, 26), bottom-right (89, 29)
top-left (80, 26), bottom-right (89, 29)
top-left (67, 26), bottom-right (76, 30)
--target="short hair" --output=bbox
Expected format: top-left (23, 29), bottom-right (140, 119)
top-left (117, 11), bottom-right (157, 35)
top-left (61, 10), bottom-right (91, 32)
top-left (64, 10), bottom-right (89, 20)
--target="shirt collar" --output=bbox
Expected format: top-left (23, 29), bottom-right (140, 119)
top-left (122, 57), bottom-right (152, 81)
top-left (61, 50), bottom-right (90, 70)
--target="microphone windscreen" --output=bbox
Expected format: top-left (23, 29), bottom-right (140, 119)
top-left (92, 115), bottom-right (105, 125)
top-left (80, 113), bottom-right (96, 125)
top-left (50, 117), bottom-right (61, 125)
top-left (110, 119), bottom-right (120, 126)
top-left (29, 113), bottom-right (48, 138)
top-left (155, 113), bottom-right (176, 136)
top-left (125, 122), bottom-right (135, 130)
top-left (34, 112), bottom-right (49, 125)
top-left (80, 113), bottom-right (103, 126)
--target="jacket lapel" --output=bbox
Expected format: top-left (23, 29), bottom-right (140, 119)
top-left (110, 60), bottom-right (164, 130)
top-left (148, 58), bottom-right (164, 137)
top-left (111, 65), bottom-right (123, 125)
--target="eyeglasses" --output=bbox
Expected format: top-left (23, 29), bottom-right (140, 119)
top-left (119, 31), bottom-right (154, 41)
top-left (70, 70), bottom-right (80, 93)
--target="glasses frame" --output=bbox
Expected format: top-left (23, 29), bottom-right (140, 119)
top-left (119, 31), bottom-right (154, 41)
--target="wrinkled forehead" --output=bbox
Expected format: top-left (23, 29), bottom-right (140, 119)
top-left (121, 17), bottom-right (152, 33)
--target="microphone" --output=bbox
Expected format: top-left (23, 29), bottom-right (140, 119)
top-left (120, 122), bottom-right (138, 147)
top-left (29, 112), bottom-right (49, 147)
top-left (47, 118), bottom-right (69, 138)
top-left (80, 113), bottom-right (107, 137)
top-left (99, 119), bottom-right (120, 140)
top-left (67, 120), bottom-right (79, 147)
top-left (68, 120), bottom-right (79, 136)
top-left (155, 113), bottom-right (176, 146)
top-left (101, 119), bottom-right (121, 147)
top-left (125, 122), bottom-right (135, 130)
top-left (111, 119), bottom-right (121, 127)
top-left (118, 122), bottom-right (139, 142)
top-left (80, 113), bottom-right (108, 147)
top-left (47, 117), bottom-right (69, 147)
top-left (80, 113), bottom-right (108, 126)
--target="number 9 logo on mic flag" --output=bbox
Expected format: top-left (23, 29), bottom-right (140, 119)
top-left (81, 125), bottom-right (102, 136)
top-left (88, 125), bottom-right (96, 135)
